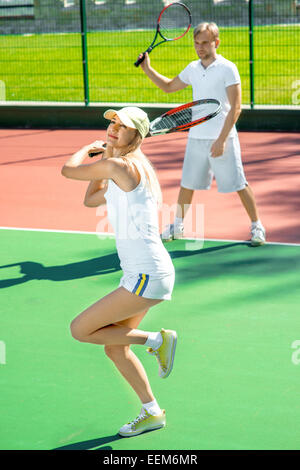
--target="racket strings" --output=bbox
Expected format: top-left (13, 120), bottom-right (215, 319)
top-left (190, 103), bottom-right (219, 121)
top-left (162, 103), bottom-right (218, 129)
top-left (150, 102), bottom-right (220, 134)
top-left (158, 108), bottom-right (192, 130)
top-left (159, 4), bottom-right (191, 40)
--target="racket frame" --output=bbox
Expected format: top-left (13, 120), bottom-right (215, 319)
top-left (89, 99), bottom-right (221, 158)
top-left (134, 2), bottom-right (191, 67)
top-left (149, 99), bottom-right (222, 136)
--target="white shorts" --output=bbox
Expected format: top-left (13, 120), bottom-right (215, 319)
top-left (119, 272), bottom-right (175, 300)
top-left (181, 136), bottom-right (248, 193)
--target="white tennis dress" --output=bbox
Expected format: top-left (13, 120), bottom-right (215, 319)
top-left (104, 160), bottom-right (175, 300)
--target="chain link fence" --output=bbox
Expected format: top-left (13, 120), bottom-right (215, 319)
top-left (0, 0), bottom-right (299, 106)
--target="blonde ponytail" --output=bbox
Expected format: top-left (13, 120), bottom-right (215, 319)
top-left (120, 131), bottom-right (162, 204)
top-left (131, 151), bottom-right (162, 204)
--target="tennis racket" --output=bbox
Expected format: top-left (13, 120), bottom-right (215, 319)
top-left (88, 143), bottom-right (107, 158)
top-left (148, 99), bottom-right (221, 135)
top-left (134, 2), bottom-right (192, 67)
top-left (88, 99), bottom-right (221, 157)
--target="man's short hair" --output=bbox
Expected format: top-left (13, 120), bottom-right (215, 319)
top-left (193, 22), bottom-right (219, 40)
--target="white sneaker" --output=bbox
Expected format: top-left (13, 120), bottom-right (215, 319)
top-left (161, 223), bottom-right (184, 242)
top-left (251, 225), bottom-right (266, 246)
top-left (118, 408), bottom-right (166, 437)
top-left (147, 328), bottom-right (177, 379)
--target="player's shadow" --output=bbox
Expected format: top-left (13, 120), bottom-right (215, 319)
top-left (169, 241), bottom-right (249, 259)
top-left (168, 241), bottom-right (276, 281)
top-left (0, 241), bottom-right (250, 289)
top-left (0, 253), bottom-right (121, 289)
top-left (53, 433), bottom-right (122, 450)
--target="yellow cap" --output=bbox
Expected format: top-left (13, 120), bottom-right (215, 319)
top-left (103, 106), bottom-right (149, 139)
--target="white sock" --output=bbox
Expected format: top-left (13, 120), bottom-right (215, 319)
top-left (144, 331), bottom-right (163, 351)
top-left (251, 219), bottom-right (263, 228)
top-left (142, 399), bottom-right (162, 416)
top-left (174, 216), bottom-right (184, 227)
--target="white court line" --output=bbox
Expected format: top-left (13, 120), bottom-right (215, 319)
top-left (1, 226), bottom-right (300, 247)
top-left (0, 226), bottom-right (114, 236)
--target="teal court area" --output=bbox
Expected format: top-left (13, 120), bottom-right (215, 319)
top-left (1, 228), bottom-right (300, 450)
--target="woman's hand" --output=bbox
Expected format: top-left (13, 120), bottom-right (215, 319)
top-left (62, 141), bottom-right (107, 174)
top-left (86, 140), bottom-right (107, 158)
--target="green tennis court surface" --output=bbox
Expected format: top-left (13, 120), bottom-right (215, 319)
top-left (1, 228), bottom-right (300, 450)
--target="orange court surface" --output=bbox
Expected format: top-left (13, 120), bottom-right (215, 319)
top-left (1, 129), bottom-right (299, 244)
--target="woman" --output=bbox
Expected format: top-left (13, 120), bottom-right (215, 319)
top-left (61, 106), bottom-right (177, 437)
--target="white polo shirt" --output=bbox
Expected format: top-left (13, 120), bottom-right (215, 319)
top-left (178, 54), bottom-right (241, 139)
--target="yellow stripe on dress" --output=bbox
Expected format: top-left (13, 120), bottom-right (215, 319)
top-left (135, 273), bottom-right (146, 296)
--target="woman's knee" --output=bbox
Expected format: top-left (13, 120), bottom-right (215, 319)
top-left (70, 318), bottom-right (86, 342)
top-left (104, 344), bottom-right (130, 362)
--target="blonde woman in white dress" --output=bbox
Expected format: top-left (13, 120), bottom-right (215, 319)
top-left (61, 107), bottom-right (177, 437)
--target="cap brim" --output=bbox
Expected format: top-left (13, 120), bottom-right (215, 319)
top-left (103, 109), bottom-right (137, 130)
top-left (103, 109), bottom-right (118, 121)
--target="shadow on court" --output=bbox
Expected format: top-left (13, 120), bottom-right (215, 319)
top-left (169, 241), bottom-right (249, 259)
top-left (0, 242), bottom-right (247, 288)
top-left (168, 240), bottom-right (300, 285)
top-left (53, 433), bottom-right (122, 450)
top-left (0, 253), bottom-right (121, 288)
top-left (53, 425), bottom-right (167, 450)
top-left (0, 153), bottom-right (72, 166)
top-left (3, 241), bottom-right (297, 289)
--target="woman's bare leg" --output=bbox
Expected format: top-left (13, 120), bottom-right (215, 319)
top-left (70, 287), bottom-right (162, 404)
top-left (105, 312), bottom-right (156, 404)
top-left (70, 286), bottom-right (161, 345)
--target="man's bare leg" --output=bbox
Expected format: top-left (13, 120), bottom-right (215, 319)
top-left (162, 186), bottom-right (194, 241)
top-left (237, 185), bottom-right (266, 245)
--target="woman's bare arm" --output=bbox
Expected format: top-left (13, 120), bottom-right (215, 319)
top-left (84, 179), bottom-right (108, 207)
top-left (61, 156), bottom-right (117, 181)
top-left (82, 142), bottom-right (113, 207)
top-left (62, 144), bottom-right (140, 206)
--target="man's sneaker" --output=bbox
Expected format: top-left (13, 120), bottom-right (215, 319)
top-left (147, 328), bottom-right (177, 378)
top-left (118, 408), bottom-right (166, 437)
top-left (251, 225), bottom-right (266, 246)
top-left (161, 223), bottom-right (184, 242)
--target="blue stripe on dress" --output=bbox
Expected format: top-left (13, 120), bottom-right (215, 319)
top-left (132, 274), bottom-right (143, 294)
top-left (132, 273), bottom-right (150, 296)
top-left (138, 274), bottom-right (149, 296)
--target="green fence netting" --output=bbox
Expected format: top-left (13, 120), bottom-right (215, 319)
top-left (0, 0), bottom-right (299, 106)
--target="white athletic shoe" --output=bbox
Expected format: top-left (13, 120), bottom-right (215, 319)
top-left (118, 408), bottom-right (166, 437)
top-left (147, 328), bottom-right (177, 378)
top-left (251, 225), bottom-right (266, 246)
top-left (161, 223), bottom-right (184, 242)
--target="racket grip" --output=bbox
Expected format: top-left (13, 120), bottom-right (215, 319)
top-left (88, 143), bottom-right (107, 158)
top-left (134, 53), bottom-right (146, 67)
top-left (88, 151), bottom-right (102, 158)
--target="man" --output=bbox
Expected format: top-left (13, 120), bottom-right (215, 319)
top-left (139, 22), bottom-right (266, 246)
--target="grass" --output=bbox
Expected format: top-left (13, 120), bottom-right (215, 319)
top-left (0, 25), bottom-right (300, 105)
